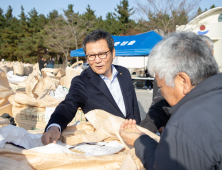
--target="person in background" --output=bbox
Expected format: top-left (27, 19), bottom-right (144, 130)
top-left (143, 68), bottom-right (153, 90)
top-left (140, 34), bottom-right (216, 135)
top-left (38, 57), bottom-right (46, 73)
top-left (120, 32), bottom-right (222, 170)
top-left (41, 29), bottom-right (141, 145)
top-left (47, 58), bottom-right (55, 69)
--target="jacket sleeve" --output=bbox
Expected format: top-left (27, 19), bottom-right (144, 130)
top-left (45, 76), bottom-right (88, 132)
top-left (140, 83), bottom-right (170, 133)
top-left (134, 135), bottom-right (158, 170)
top-left (140, 98), bottom-right (170, 133)
top-left (132, 86), bottom-right (141, 125)
top-left (154, 125), bottom-right (209, 170)
top-left (135, 125), bottom-right (209, 170)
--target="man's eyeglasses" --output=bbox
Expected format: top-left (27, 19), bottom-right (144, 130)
top-left (86, 50), bottom-right (111, 61)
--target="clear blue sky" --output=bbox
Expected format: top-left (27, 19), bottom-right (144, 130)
top-left (0, 0), bottom-right (222, 20)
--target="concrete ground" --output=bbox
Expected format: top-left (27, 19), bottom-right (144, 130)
top-left (135, 88), bottom-right (153, 121)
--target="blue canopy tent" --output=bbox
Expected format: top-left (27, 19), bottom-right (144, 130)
top-left (70, 31), bottom-right (162, 57)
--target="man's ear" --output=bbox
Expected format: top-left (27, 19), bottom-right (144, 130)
top-left (112, 48), bottom-right (116, 60)
top-left (177, 72), bottom-right (194, 95)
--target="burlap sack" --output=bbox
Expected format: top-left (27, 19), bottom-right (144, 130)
top-left (60, 76), bottom-right (65, 87)
top-left (0, 104), bottom-right (12, 117)
top-left (32, 63), bottom-right (39, 72)
top-left (6, 62), bottom-right (13, 72)
top-left (70, 60), bottom-right (83, 70)
top-left (18, 68), bottom-right (40, 88)
top-left (8, 95), bottom-right (85, 130)
top-left (11, 93), bottom-right (60, 108)
top-left (24, 71), bottom-right (60, 99)
top-left (0, 117), bottom-right (10, 127)
top-left (63, 67), bottom-right (81, 89)
top-left (0, 69), bottom-right (14, 109)
top-left (60, 68), bottom-right (66, 77)
top-left (0, 110), bottom-right (156, 170)
top-left (9, 83), bottom-right (23, 93)
top-left (41, 68), bottom-right (60, 76)
top-left (62, 110), bottom-right (160, 147)
top-left (25, 74), bottom-right (39, 98)
top-left (24, 64), bottom-right (33, 76)
top-left (62, 61), bottom-right (84, 89)
top-left (56, 70), bottom-right (62, 78)
top-left (13, 63), bottom-right (24, 76)
top-left (0, 156), bottom-right (33, 170)
top-left (34, 76), bottom-right (60, 98)
top-left (0, 65), bottom-right (7, 73)
top-left (0, 69), bottom-right (10, 89)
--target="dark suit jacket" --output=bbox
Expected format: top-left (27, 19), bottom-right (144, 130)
top-left (46, 65), bottom-right (141, 132)
top-left (38, 59), bottom-right (46, 71)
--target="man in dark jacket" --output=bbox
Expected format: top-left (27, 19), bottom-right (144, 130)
top-left (140, 34), bottom-right (215, 135)
top-left (41, 29), bottom-right (141, 145)
top-left (119, 32), bottom-right (222, 170)
top-left (38, 57), bottom-right (46, 71)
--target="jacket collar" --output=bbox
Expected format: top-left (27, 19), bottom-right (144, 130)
top-left (166, 73), bottom-right (222, 116)
top-left (86, 65), bottom-right (123, 114)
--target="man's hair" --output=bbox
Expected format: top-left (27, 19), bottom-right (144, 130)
top-left (148, 32), bottom-right (219, 88)
top-left (40, 57), bottom-right (43, 59)
top-left (199, 35), bottom-right (214, 52)
top-left (82, 29), bottom-right (114, 54)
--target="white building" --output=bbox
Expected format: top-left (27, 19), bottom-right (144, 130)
top-left (176, 7), bottom-right (222, 71)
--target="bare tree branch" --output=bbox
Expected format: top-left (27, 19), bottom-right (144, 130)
top-left (135, 0), bottom-right (201, 36)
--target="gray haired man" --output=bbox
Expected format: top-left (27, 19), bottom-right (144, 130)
top-left (140, 34), bottom-right (216, 134)
top-left (119, 32), bottom-right (222, 170)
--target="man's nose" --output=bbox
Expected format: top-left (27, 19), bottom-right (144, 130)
top-left (94, 55), bottom-right (102, 62)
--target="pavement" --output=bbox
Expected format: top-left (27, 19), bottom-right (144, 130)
top-left (135, 88), bottom-right (153, 121)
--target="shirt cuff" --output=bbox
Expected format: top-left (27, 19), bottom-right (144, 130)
top-left (47, 124), bottom-right (61, 134)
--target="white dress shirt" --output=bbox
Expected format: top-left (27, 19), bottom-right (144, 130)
top-left (99, 65), bottom-right (126, 117)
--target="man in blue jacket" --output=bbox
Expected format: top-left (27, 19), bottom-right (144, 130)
top-left (42, 29), bottom-right (141, 144)
top-left (120, 32), bottom-right (222, 170)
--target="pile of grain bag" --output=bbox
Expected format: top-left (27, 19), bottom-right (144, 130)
top-left (0, 110), bottom-right (160, 170)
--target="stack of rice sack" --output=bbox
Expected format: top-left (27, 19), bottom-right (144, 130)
top-left (0, 110), bottom-right (160, 170)
top-left (60, 61), bottom-right (83, 89)
top-left (0, 61), bottom-right (34, 76)
top-left (0, 61), bottom-right (8, 74)
top-left (9, 67), bottom-right (85, 130)
top-left (0, 69), bottom-right (14, 116)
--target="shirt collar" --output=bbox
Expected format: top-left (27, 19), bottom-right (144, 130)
top-left (99, 65), bottom-right (118, 82)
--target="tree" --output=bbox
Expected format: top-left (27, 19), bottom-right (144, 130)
top-left (135, 0), bottom-right (201, 36)
top-left (83, 5), bottom-right (96, 21)
top-left (60, 4), bottom-right (95, 61)
top-left (0, 6), bottom-right (22, 61)
top-left (114, 0), bottom-right (135, 34)
top-left (210, 4), bottom-right (216, 9)
top-left (5, 5), bottom-right (13, 21)
top-left (18, 6), bottom-right (27, 26)
top-left (0, 8), bottom-right (6, 44)
top-left (42, 20), bottom-right (76, 65)
top-left (114, 0), bottom-right (134, 24)
top-left (47, 10), bottom-right (59, 21)
top-left (103, 12), bottom-right (121, 35)
top-left (197, 7), bottom-right (202, 16)
top-left (27, 8), bottom-right (40, 32)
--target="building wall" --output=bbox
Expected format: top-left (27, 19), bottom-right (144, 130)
top-left (176, 8), bottom-right (222, 71)
top-left (193, 10), bottom-right (222, 24)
